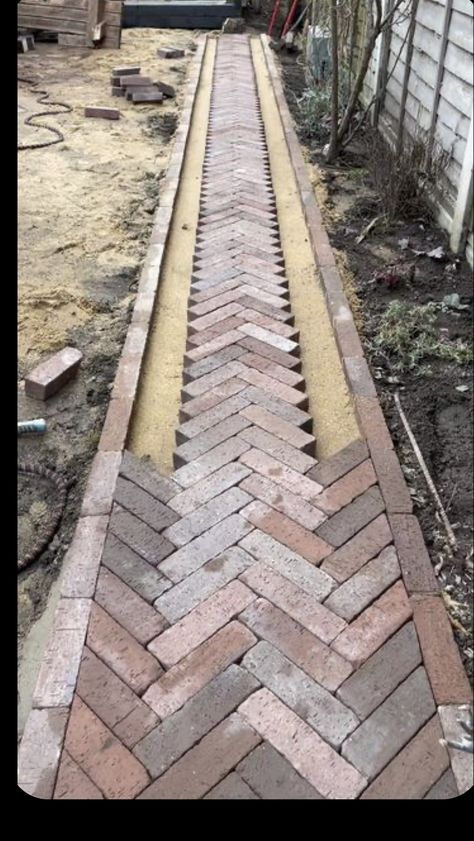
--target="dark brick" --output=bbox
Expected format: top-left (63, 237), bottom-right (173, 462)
top-left (307, 439), bottom-right (369, 487)
top-left (109, 505), bottom-right (175, 566)
top-left (24, 346), bottom-right (82, 400)
top-left (316, 486), bottom-right (385, 548)
top-left (84, 106), bottom-right (120, 120)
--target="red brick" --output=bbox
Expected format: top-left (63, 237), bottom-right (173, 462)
top-left (320, 514), bottom-right (392, 582)
top-left (240, 404), bottom-right (314, 454)
top-left (331, 581), bottom-right (412, 666)
top-left (355, 395), bottom-right (394, 452)
top-left (80, 452), bottom-right (121, 517)
top-left (370, 448), bottom-right (413, 513)
top-left (239, 287), bottom-right (290, 313)
top-left (95, 568), bottom-right (167, 644)
top-left (412, 595), bottom-right (472, 704)
top-left (182, 359), bottom-right (246, 398)
top-left (60, 515), bottom-right (108, 598)
top-left (241, 500), bottom-right (332, 565)
top-left (240, 448), bottom-right (322, 500)
top-left (142, 621), bottom-right (257, 718)
top-left (54, 751), bottom-right (104, 799)
top-left (389, 514), bottom-right (439, 594)
top-left (361, 716), bottom-right (449, 799)
top-left (238, 689), bottom-right (367, 799)
top-left (240, 473), bottom-right (323, 531)
top-left (99, 397), bottom-right (132, 451)
top-left (84, 106), bottom-right (120, 120)
top-left (189, 288), bottom-right (244, 317)
top-left (24, 346), bottom-right (82, 400)
top-left (238, 366), bottom-right (307, 407)
top-left (315, 460), bottom-right (377, 515)
top-left (138, 715), bottom-right (260, 799)
top-left (240, 563), bottom-right (346, 643)
top-left (18, 708), bottom-right (69, 799)
top-left (65, 697), bottom-right (149, 799)
top-left (316, 486), bottom-right (385, 548)
top-left (77, 648), bottom-right (158, 748)
top-left (240, 598), bottom-right (351, 691)
top-left (87, 603), bottom-right (162, 695)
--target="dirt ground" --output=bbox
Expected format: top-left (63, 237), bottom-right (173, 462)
top-left (17, 28), bottom-right (196, 662)
top-left (280, 50), bottom-right (473, 684)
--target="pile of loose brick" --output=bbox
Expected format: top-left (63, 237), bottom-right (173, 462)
top-left (18, 35), bottom-right (472, 800)
top-left (110, 65), bottom-right (177, 105)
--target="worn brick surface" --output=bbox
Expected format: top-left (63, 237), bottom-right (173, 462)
top-left (110, 505), bottom-right (175, 566)
top-left (241, 385), bottom-right (312, 429)
top-left (143, 621), bottom-right (257, 718)
top-left (237, 743), bottom-right (322, 799)
top-left (134, 665), bottom-right (259, 778)
top-left (18, 708), bottom-right (70, 798)
top-left (240, 449), bottom-right (322, 502)
top-left (336, 621), bottom-right (422, 718)
top-left (320, 514), bottom-right (392, 582)
top-left (316, 487), bottom-right (385, 548)
top-left (238, 425), bottom-right (316, 472)
top-left (25, 346), bottom-right (82, 400)
top-left (360, 716), bottom-right (449, 799)
top-left (167, 462), bottom-right (251, 516)
top-left (412, 596), bottom-right (472, 704)
top-left (240, 599), bottom-right (352, 691)
top-left (315, 460), bottom-right (377, 515)
top-left (138, 715), bottom-right (260, 799)
top-left (341, 667), bottom-right (436, 780)
top-left (324, 545), bottom-right (400, 621)
top-left (114, 476), bottom-right (179, 531)
top-left (389, 514), bottom-right (439, 594)
top-left (159, 514), bottom-right (253, 582)
top-left (54, 751), bottom-right (104, 800)
top-left (95, 568), bottom-right (167, 644)
top-left (241, 500), bottom-right (332, 565)
top-left (101, 533), bottom-right (172, 603)
top-left (239, 689), bottom-right (367, 799)
top-left (240, 473), bottom-right (325, 530)
top-left (205, 773), bottom-right (259, 799)
top-left (424, 769), bottom-right (459, 799)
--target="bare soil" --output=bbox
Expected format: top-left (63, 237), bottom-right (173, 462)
top-left (279, 50), bottom-right (473, 683)
top-left (18, 29), bottom-right (195, 653)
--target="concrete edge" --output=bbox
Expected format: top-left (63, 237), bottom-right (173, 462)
top-left (259, 33), bottom-right (472, 749)
top-left (17, 38), bottom-right (208, 799)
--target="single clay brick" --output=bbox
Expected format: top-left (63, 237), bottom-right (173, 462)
top-left (112, 66), bottom-right (140, 77)
top-left (25, 346), bottom-right (82, 400)
top-left (84, 106), bottom-right (120, 120)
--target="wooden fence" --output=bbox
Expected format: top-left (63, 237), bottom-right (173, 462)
top-left (18, 0), bottom-right (124, 49)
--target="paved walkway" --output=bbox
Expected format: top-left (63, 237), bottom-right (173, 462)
top-left (19, 36), bottom-right (471, 800)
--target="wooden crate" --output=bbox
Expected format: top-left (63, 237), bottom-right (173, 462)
top-left (18, 0), bottom-right (123, 49)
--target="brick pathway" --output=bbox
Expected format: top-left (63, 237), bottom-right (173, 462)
top-left (19, 36), bottom-right (472, 800)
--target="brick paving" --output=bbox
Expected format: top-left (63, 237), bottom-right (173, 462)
top-left (18, 36), bottom-right (472, 800)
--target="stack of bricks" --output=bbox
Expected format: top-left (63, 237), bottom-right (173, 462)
top-left (110, 66), bottom-right (175, 104)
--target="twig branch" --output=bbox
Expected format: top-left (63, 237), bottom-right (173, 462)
top-left (394, 391), bottom-right (458, 555)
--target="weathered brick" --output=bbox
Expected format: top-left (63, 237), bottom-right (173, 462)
top-left (320, 513), bottom-right (392, 582)
top-left (84, 106), bottom-right (120, 120)
top-left (174, 414), bottom-right (252, 467)
top-left (307, 439), bottom-right (369, 487)
top-left (77, 648), bottom-right (158, 749)
top-left (80, 452), bottom-right (121, 517)
top-left (33, 598), bottom-right (91, 708)
top-left (240, 599), bottom-right (351, 691)
top-left (120, 450), bottom-right (181, 502)
top-left (239, 425), bottom-right (316, 473)
top-left (237, 742), bottom-right (321, 800)
top-left (238, 322), bottom-right (298, 355)
top-left (239, 689), bottom-right (367, 799)
top-left (241, 352), bottom-right (304, 390)
top-left (240, 404), bottom-right (314, 453)
top-left (164, 488), bottom-right (251, 547)
top-left (389, 514), bottom-right (439, 594)
top-left (160, 514), bottom-right (253, 583)
top-left (102, 533), bottom-right (172, 603)
top-left (95, 569), bottom-right (167, 644)
top-left (149, 580), bottom-right (256, 666)
top-left (184, 328), bottom-right (243, 364)
top-left (112, 65), bottom-right (140, 77)
top-left (412, 596), bottom-right (472, 704)
top-left (109, 505), bottom-right (174, 566)
top-left (154, 547), bottom-right (254, 622)
top-left (240, 335), bottom-right (302, 368)
top-left (336, 621), bottom-right (422, 718)
top-left (324, 545), bottom-right (401, 621)
top-left (157, 47), bottom-right (185, 58)
top-left (316, 486), bottom-right (385, 548)
top-left (54, 751), bottom-right (104, 799)
top-left (114, 476), bottom-right (179, 532)
top-left (241, 385), bottom-right (312, 430)
top-left (179, 378), bottom-right (247, 420)
top-left (87, 603), bottom-right (162, 695)
top-left (341, 667), bottom-right (436, 780)
top-left (138, 715), bottom-right (260, 799)
top-left (361, 716), bottom-right (449, 799)
top-left (25, 346), bottom-right (82, 400)
top-left (355, 395), bottom-right (394, 452)
top-left (189, 288), bottom-right (244, 318)
top-left (315, 460), bottom-right (377, 515)
top-left (240, 473), bottom-right (325, 531)
top-left (205, 773), bottom-right (259, 799)
top-left (240, 563), bottom-right (346, 643)
top-left (331, 581), bottom-right (412, 666)
top-left (18, 708), bottom-right (69, 799)
top-left (244, 503), bottom-right (330, 568)
top-left (237, 295), bottom-right (294, 324)
top-left (60, 515), bottom-right (108, 598)
top-left (188, 302), bottom-right (244, 333)
top-left (243, 642), bottom-right (358, 748)
top-left (240, 530), bottom-right (336, 601)
top-left (424, 769), bottom-right (458, 799)
top-left (182, 359), bottom-right (246, 396)
top-left (134, 665), bottom-right (259, 777)
top-left (238, 308), bottom-right (297, 339)
top-left (142, 622), bottom-right (257, 718)
top-left (172, 437), bottom-right (251, 489)
top-left (65, 697), bottom-right (149, 799)
top-left (240, 448), bottom-right (322, 501)
top-left (168, 462), bottom-right (251, 515)
top-left (370, 448), bottom-right (413, 513)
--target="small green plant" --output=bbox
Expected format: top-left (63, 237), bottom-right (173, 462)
top-left (371, 300), bottom-right (472, 374)
top-left (296, 85), bottom-right (331, 139)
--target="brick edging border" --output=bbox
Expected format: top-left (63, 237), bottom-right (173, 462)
top-left (18, 38), bottom-right (208, 799)
top-left (260, 36), bottom-right (472, 733)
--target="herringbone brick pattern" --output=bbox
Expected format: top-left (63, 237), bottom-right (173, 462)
top-left (52, 36), bottom-right (461, 799)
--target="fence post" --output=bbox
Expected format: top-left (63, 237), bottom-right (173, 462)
top-left (428, 0), bottom-right (453, 151)
top-left (373, 0), bottom-right (394, 127)
top-left (450, 107), bottom-right (474, 254)
top-left (396, 0), bottom-right (419, 156)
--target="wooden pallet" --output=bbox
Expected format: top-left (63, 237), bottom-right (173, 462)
top-left (18, 0), bottom-right (124, 49)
